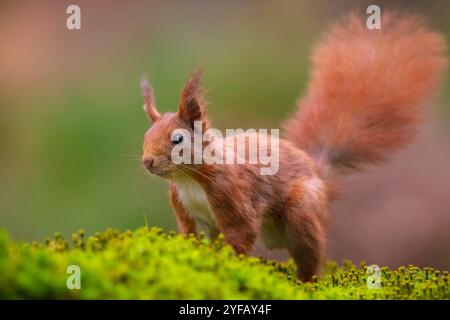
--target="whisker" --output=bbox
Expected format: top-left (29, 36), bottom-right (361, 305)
top-left (121, 153), bottom-right (143, 159)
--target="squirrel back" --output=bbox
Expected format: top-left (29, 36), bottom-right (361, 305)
top-left (283, 12), bottom-right (447, 175)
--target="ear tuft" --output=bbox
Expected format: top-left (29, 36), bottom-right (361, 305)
top-left (178, 67), bottom-right (208, 127)
top-left (141, 74), bottom-right (160, 122)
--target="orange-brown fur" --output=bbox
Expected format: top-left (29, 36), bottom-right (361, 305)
top-left (284, 13), bottom-right (448, 174)
top-left (141, 13), bottom-right (447, 281)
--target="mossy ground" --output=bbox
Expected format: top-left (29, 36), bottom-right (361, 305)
top-left (0, 227), bottom-right (448, 299)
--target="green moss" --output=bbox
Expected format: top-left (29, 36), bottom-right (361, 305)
top-left (0, 227), bottom-right (448, 299)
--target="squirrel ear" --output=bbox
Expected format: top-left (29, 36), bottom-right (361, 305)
top-left (178, 67), bottom-right (207, 128)
top-left (141, 75), bottom-right (160, 122)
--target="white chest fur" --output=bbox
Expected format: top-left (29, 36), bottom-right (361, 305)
top-left (174, 179), bottom-right (217, 236)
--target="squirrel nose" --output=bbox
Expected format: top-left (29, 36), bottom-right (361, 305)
top-left (142, 157), bottom-right (155, 170)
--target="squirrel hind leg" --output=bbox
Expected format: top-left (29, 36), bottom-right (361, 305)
top-left (284, 214), bottom-right (327, 282)
top-left (282, 178), bottom-right (328, 282)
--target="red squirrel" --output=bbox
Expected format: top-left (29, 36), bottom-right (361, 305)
top-left (141, 12), bottom-right (447, 281)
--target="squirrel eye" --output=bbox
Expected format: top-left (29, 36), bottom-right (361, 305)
top-left (171, 133), bottom-right (184, 145)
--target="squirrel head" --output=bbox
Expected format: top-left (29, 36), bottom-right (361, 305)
top-left (141, 68), bottom-right (210, 178)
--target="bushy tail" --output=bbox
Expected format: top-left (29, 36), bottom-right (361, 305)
top-left (283, 12), bottom-right (447, 174)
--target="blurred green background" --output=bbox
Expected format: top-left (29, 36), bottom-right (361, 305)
top-left (0, 0), bottom-right (449, 268)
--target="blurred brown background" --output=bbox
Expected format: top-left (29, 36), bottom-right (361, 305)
top-left (0, 0), bottom-right (449, 270)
